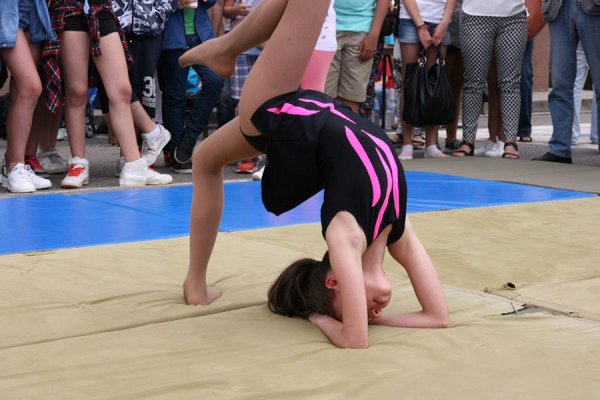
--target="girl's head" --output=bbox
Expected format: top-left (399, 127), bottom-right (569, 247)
top-left (267, 252), bottom-right (393, 321)
top-left (267, 253), bottom-right (335, 319)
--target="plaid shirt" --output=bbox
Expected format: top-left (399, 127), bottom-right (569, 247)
top-left (43, 0), bottom-right (133, 112)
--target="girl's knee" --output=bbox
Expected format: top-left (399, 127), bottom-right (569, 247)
top-left (192, 148), bottom-right (223, 176)
top-left (109, 84), bottom-right (132, 105)
top-left (65, 84), bottom-right (89, 107)
top-left (15, 78), bottom-right (42, 102)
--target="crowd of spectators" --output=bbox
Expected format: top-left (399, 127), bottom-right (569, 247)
top-left (0, 0), bottom-right (598, 193)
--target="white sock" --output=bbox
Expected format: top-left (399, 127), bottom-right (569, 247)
top-left (124, 157), bottom-right (146, 167)
top-left (141, 125), bottom-right (161, 140)
top-left (425, 145), bottom-right (442, 157)
top-left (400, 144), bottom-right (413, 154)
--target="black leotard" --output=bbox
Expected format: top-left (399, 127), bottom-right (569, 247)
top-left (247, 89), bottom-right (407, 246)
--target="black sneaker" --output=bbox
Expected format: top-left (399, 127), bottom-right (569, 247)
top-left (174, 136), bottom-right (196, 164)
top-left (170, 159), bottom-right (193, 174)
top-left (532, 152), bottom-right (572, 164)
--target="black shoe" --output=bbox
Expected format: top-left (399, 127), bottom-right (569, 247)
top-left (532, 152), bottom-right (572, 164)
top-left (174, 136), bottom-right (196, 164)
top-left (170, 159), bottom-right (193, 174)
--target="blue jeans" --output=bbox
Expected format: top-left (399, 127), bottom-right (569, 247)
top-left (518, 39), bottom-right (534, 137)
top-left (547, 0), bottom-right (600, 157)
top-left (158, 35), bottom-right (224, 152)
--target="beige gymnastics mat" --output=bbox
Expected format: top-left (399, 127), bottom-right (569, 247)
top-left (1, 198), bottom-right (599, 398)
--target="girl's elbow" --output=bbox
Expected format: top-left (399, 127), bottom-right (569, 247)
top-left (434, 312), bottom-right (449, 328)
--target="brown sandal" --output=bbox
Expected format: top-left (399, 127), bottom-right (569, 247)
top-left (502, 142), bottom-right (520, 159)
top-left (452, 141), bottom-right (474, 157)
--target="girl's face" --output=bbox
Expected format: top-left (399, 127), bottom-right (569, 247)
top-left (363, 266), bottom-right (393, 320)
top-left (329, 265), bottom-right (393, 321)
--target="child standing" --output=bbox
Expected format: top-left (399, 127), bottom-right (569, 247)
top-left (0, 0), bottom-right (54, 193)
top-left (43, 0), bottom-right (172, 188)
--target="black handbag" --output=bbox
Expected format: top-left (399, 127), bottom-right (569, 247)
top-left (402, 47), bottom-right (456, 127)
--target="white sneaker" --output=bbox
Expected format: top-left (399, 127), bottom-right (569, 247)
top-left (119, 158), bottom-right (173, 187)
top-left (23, 164), bottom-right (51, 189)
top-left (145, 167), bottom-right (173, 186)
top-left (37, 148), bottom-right (68, 174)
top-left (61, 157), bottom-right (90, 188)
top-left (3, 163), bottom-right (36, 193)
top-left (56, 127), bottom-right (67, 141)
top-left (398, 144), bottom-right (414, 160)
top-left (252, 166), bottom-right (265, 181)
top-left (141, 125), bottom-right (171, 167)
top-left (484, 140), bottom-right (505, 158)
top-left (474, 140), bottom-right (495, 156)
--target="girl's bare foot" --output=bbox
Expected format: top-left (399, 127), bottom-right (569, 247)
top-left (179, 37), bottom-right (237, 78)
top-left (183, 278), bottom-right (222, 305)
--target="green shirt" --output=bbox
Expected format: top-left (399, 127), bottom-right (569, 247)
top-left (183, 8), bottom-right (196, 35)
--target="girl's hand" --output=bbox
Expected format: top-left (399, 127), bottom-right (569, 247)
top-left (432, 21), bottom-right (449, 47)
top-left (236, 0), bottom-right (252, 16)
top-left (417, 25), bottom-right (433, 49)
top-left (358, 32), bottom-right (378, 62)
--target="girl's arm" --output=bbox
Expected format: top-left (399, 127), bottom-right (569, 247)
top-left (358, 0), bottom-right (390, 61)
top-left (223, 0), bottom-right (251, 19)
top-left (372, 218), bottom-right (449, 328)
top-left (431, 0), bottom-right (457, 47)
top-left (402, 0), bottom-right (432, 48)
top-left (310, 213), bottom-right (369, 349)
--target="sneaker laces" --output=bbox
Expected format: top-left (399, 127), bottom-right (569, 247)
top-left (67, 163), bottom-right (86, 176)
top-left (9, 164), bottom-right (33, 186)
top-left (47, 152), bottom-right (67, 164)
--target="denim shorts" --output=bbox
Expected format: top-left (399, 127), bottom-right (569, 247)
top-left (397, 18), bottom-right (450, 46)
top-left (18, 0), bottom-right (34, 32)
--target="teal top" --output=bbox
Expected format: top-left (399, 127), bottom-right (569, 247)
top-left (334, 0), bottom-right (376, 33)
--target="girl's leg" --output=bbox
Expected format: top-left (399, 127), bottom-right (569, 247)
top-left (398, 43), bottom-right (418, 159)
top-left (1, 30), bottom-right (42, 169)
top-left (179, 0), bottom-right (290, 76)
top-left (494, 12), bottom-right (527, 157)
top-left (423, 45), bottom-right (448, 157)
top-left (38, 104), bottom-right (62, 152)
top-left (26, 101), bottom-right (43, 157)
top-left (237, 0), bottom-right (331, 135)
top-left (444, 50), bottom-right (463, 147)
top-left (455, 13), bottom-right (495, 155)
top-left (487, 58), bottom-right (503, 143)
top-left (61, 31), bottom-right (90, 159)
top-left (184, 116), bottom-right (260, 305)
top-left (131, 101), bottom-right (157, 134)
top-left (92, 33), bottom-right (140, 162)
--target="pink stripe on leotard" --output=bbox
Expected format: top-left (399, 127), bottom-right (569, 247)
top-left (344, 127), bottom-right (381, 207)
top-left (373, 148), bottom-right (393, 241)
top-left (363, 130), bottom-right (400, 218)
top-left (266, 103), bottom-right (320, 116)
top-left (298, 98), bottom-right (356, 124)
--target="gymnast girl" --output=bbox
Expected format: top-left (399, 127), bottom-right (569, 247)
top-left (179, 0), bottom-right (448, 349)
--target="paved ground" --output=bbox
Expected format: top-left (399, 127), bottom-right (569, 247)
top-left (0, 94), bottom-right (597, 199)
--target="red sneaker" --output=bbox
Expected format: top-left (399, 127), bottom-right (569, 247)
top-left (25, 155), bottom-right (48, 176)
top-left (236, 158), bottom-right (258, 174)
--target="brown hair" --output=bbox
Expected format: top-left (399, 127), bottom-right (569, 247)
top-left (267, 252), bottom-right (335, 319)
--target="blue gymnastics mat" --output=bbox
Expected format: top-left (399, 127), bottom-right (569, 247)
top-left (0, 171), bottom-right (594, 255)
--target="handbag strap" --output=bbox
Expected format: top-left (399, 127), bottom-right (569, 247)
top-left (418, 46), bottom-right (446, 66)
